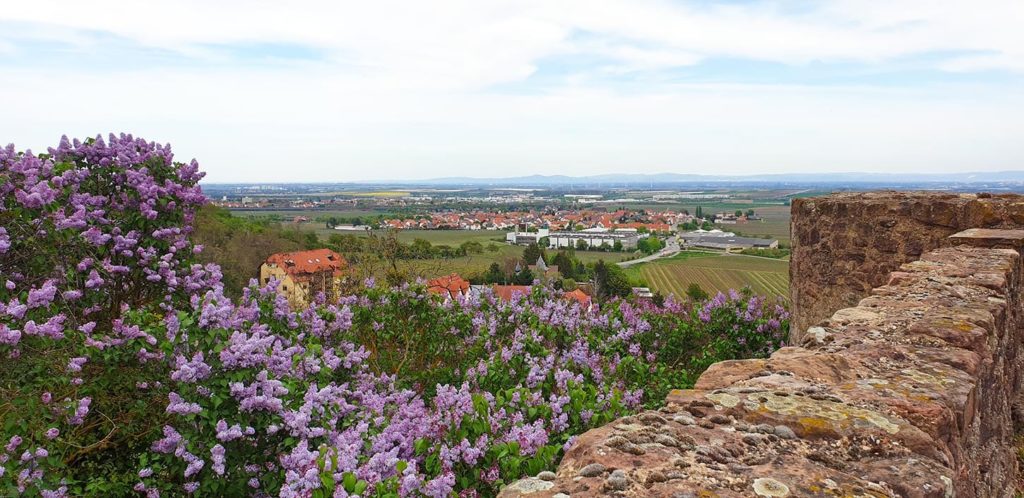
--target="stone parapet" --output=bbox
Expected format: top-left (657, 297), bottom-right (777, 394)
top-left (789, 192), bottom-right (1024, 343)
top-left (501, 228), bottom-right (1024, 497)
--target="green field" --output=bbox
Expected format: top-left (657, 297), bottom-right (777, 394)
top-left (232, 208), bottom-right (399, 220)
top-left (625, 251), bottom-right (789, 300)
top-left (376, 246), bottom-right (629, 281)
top-left (333, 229), bottom-right (509, 245)
top-left (725, 205), bottom-right (791, 245)
top-left (304, 228), bottom-right (630, 280)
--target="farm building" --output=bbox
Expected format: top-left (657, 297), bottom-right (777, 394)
top-left (679, 231), bottom-right (778, 250)
top-left (505, 228), bottom-right (549, 245)
top-left (547, 231), bottom-right (639, 250)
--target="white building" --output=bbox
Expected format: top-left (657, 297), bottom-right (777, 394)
top-left (547, 231), bottom-right (638, 250)
top-left (506, 228), bottom-right (550, 245)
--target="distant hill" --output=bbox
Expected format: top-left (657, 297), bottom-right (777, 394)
top-left (398, 171), bottom-right (1024, 186)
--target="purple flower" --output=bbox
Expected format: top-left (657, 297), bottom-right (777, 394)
top-left (166, 392), bottom-right (202, 415)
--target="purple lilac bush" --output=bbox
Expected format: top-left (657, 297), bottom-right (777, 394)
top-left (0, 135), bottom-right (788, 497)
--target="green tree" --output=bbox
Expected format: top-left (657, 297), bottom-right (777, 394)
top-left (575, 239), bottom-right (589, 251)
top-left (523, 243), bottom-right (542, 266)
top-left (460, 240), bottom-right (484, 255)
top-left (746, 209), bottom-right (755, 217)
top-left (513, 267), bottom-right (535, 285)
top-left (409, 238), bottom-right (435, 259)
top-left (637, 237), bottom-right (664, 255)
top-left (735, 210), bottom-right (743, 217)
top-left (303, 231), bottom-right (320, 249)
top-left (686, 283), bottom-right (709, 301)
top-left (484, 262), bottom-right (504, 284)
top-left (593, 260), bottom-right (631, 299)
top-left (553, 251), bottom-right (576, 279)
top-left (486, 243), bottom-right (500, 253)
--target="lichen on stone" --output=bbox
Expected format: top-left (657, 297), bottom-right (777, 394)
top-left (752, 477), bottom-right (790, 497)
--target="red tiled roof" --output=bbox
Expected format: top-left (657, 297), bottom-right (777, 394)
top-left (615, 222), bottom-right (672, 232)
top-left (492, 285), bottom-right (532, 302)
top-left (563, 289), bottom-right (592, 308)
top-left (265, 249), bottom-right (347, 281)
top-left (427, 273), bottom-right (470, 300)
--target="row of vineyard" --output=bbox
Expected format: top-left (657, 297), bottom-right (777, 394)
top-left (631, 253), bottom-right (789, 301)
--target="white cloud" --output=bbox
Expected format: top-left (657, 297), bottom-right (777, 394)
top-left (0, 1), bottom-right (1022, 180)
top-left (5, 0), bottom-right (1024, 79)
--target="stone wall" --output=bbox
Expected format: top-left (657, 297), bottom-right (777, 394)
top-left (789, 192), bottom-right (1024, 343)
top-left (501, 228), bottom-right (1024, 497)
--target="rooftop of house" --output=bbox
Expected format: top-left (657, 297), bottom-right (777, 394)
top-left (426, 273), bottom-right (471, 300)
top-left (563, 288), bottom-right (592, 308)
top-left (491, 285), bottom-right (532, 302)
top-left (264, 248), bottom-right (347, 281)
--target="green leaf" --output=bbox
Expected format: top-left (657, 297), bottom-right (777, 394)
top-left (343, 472), bottom-right (357, 491)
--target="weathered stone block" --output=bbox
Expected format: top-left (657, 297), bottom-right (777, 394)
top-left (501, 235), bottom-right (1023, 498)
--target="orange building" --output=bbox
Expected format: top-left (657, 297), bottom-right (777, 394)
top-left (260, 249), bottom-right (348, 308)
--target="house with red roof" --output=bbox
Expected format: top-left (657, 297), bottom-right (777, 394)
top-left (260, 248), bottom-right (348, 308)
top-left (427, 273), bottom-right (471, 301)
top-left (491, 285), bottom-right (532, 302)
top-left (563, 288), bottom-right (593, 311)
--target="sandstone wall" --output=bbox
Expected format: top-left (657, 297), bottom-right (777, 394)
top-left (501, 228), bottom-right (1024, 497)
top-left (789, 192), bottom-right (1024, 343)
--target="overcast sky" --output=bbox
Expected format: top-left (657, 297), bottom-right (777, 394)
top-left (2, 1), bottom-right (1023, 182)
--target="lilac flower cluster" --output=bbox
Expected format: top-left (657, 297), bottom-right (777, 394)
top-left (0, 135), bottom-right (789, 497)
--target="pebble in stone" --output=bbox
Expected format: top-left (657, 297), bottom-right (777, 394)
top-left (774, 425), bottom-right (797, 440)
top-left (646, 471), bottom-right (667, 484)
top-left (640, 412), bottom-right (668, 425)
top-left (709, 414), bottom-right (731, 425)
top-left (696, 445), bottom-right (733, 464)
top-left (742, 453), bottom-right (772, 466)
top-left (671, 457), bottom-right (690, 468)
top-left (537, 471), bottom-right (557, 481)
top-left (742, 434), bottom-right (766, 446)
top-left (671, 493), bottom-right (696, 498)
top-left (673, 415), bottom-right (696, 426)
top-left (727, 463), bottom-right (750, 473)
top-left (553, 494), bottom-right (570, 498)
top-left (605, 470), bottom-right (629, 491)
top-left (698, 419), bottom-right (716, 429)
top-left (578, 463), bottom-right (606, 477)
top-left (605, 435), bottom-right (645, 455)
top-left (654, 434), bottom-right (679, 447)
